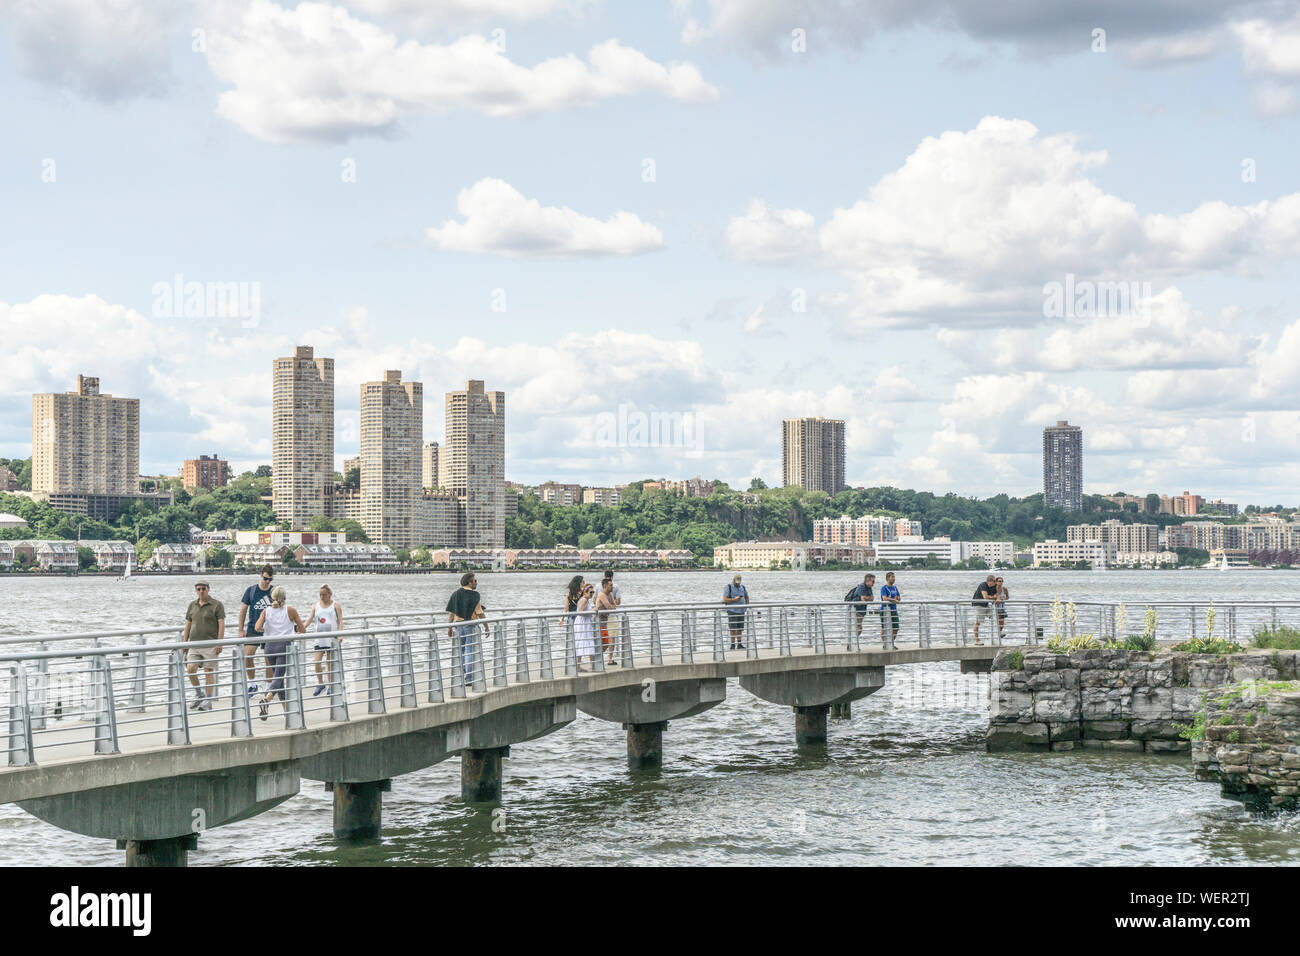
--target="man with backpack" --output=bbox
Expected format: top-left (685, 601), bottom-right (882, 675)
top-left (844, 573), bottom-right (876, 637)
top-left (722, 574), bottom-right (749, 650)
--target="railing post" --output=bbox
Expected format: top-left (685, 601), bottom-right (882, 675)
top-left (1190, 605), bottom-right (1196, 641)
top-left (425, 631), bottom-right (443, 704)
top-left (7, 664), bottom-right (35, 766)
top-left (920, 605), bottom-right (931, 649)
top-left (747, 610), bottom-right (759, 659)
top-left (814, 607), bottom-right (827, 653)
top-left (779, 607), bottom-right (792, 657)
top-left (649, 611), bottom-right (663, 665)
top-left (564, 617), bottom-right (577, 676)
top-left (804, 609), bottom-right (813, 649)
top-left (712, 610), bottom-right (725, 662)
top-left (366, 634), bottom-right (386, 714)
top-left (130, 634), bottom-right (148, 712)
top-left (540, 619), bottom-right (555, 679)
top-left (284, 641), bottom-right (307, 729)
top-left (680, 612), bottom-right (694, 664)
top-left (92, 656), bottom-right (120, 755)
top-left (493, 621), bottom-right (508, 687)
top-left (620, 612), bottom-right (634, 668)
top-left (451, 624), bottom-right (467, 698)
top-left (167, 650), bottom-right (190, 745)
top-left (471, 624), bottom-right (487, 693)
top-left (230, 646), bottom-right (252, 738)
top-left (30, 644), bottom-right (48, 731)
top-left (330, 638), bottom-right (351, 719)
top-left (593, 615), bottom-right (607, 673)
top-left (1027, 603), bottom-right (1037, 645)
top-left (955, 605), bottom-right (964, 646)
top-left (515, 620), bottom-right (531, 683)
top-left (397, 631), bottom-right (417, 707)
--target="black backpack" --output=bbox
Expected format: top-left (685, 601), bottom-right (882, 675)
top-left (843, 585), bottom-right (858, 602)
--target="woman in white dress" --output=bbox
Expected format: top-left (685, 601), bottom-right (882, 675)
top-left (310, 584), bottom-right (343, 697)
top-left (255, 587), bottom-right (306, 720)
top-left (568, 576), bottom-right (597, 671)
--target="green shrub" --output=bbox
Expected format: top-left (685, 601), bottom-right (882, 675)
top-left (1251, 626), bottom-right (1300, 650)
top-left (1047, 633), bottom-right (1098, 653)
top-left (1004, 650), bottom-right (1023, 671)
top-left (1175, 712), bottom-right (1206, 741)
top-left (1226, 729), bottom-right (1241, 743)
top-left (1171, 636), bottom-right (1243, 654)
top-left (1216, 714), bottom-right (1234, 725)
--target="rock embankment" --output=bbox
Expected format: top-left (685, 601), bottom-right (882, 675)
top-left (1191, 688), bottom-right (1300, 811)
top-left (986, 647), bottom-right (1300, 755)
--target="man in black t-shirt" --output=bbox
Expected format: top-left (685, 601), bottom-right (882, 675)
top-left (446, 572), bottom-right (485, 686)
top-left (971, 573), bottom-right (998, 645)
top-left (238, 564), bottom-right (276, 695)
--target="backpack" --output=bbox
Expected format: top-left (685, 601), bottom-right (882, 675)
top-left (843, 585), bottom-right (858, 602)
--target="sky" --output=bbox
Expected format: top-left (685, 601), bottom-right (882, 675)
top-left (2, 0), bottom-right (1300, 504)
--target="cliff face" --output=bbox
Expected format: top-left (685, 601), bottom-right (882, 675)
top-left (1192, 690), bottom-right (1300, 811)
top-left (987, 648), bottom-right (1300, 757)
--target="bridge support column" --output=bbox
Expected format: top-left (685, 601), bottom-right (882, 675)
top-left (461, 747), bottom-right (508, 803)
top-left (830, 702), bottom-right (851, 719)
top-left (625, 721), bottom-right (667, 770)
top-left (119, 834), bottom-right (197, 867)
top-left (328, 779), bottom-right (390, 841)
top-left (794, 705), bottom-right (829, 747)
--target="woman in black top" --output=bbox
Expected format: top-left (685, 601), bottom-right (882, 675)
top-left (565, 575), bottom-right (584, 613)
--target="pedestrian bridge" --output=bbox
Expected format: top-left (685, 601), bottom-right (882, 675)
top-left (3, 598), bottom-right (1293, 865)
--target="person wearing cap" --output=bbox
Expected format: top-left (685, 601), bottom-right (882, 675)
top-left (183, 581), bottom-right (225, 711)
top-left (722, 574), bottom-right (750, 650)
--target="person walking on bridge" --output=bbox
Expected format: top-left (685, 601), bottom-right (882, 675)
top-left (310, 584), bottom-right (343, 696)
top-left (238, 565), bottom-right (276, 699)
top-left (723, 574), bottom-right (749, 650)
top-left (596, 577), bottom-right (618, 665)
top-left (183, 581), bottom-right (225, 711)
top-left (879, 572), bottom-right (900, 649)
top-left (254, 587), bottom-right (306, 721)
top-left (447, 572), bottom-right (485, 687)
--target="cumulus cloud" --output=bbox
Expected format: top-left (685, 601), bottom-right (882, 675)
top-left (7, 0), bottom-right (180, 102)
top-left (425, 179), bottom-right (665, 258)
top-left (723, 200), bottom-right (817, 262)
top-left (344, 0), bottom-right (593, 30)
top-left (202, 0), bottom-right (718, 143)
top-left (730, 117), bottom-right (1300, 327)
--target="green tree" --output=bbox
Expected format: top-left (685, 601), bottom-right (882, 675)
top-left (337, 519), bottom-right (370, 543)
top-left (749, 477), bottom-right (768, 490)
top-left (77, 546), bottom-right (96, 570)
top-left (578, 531), bottom-right (602, 549)
top-left (343, 466), bottom-right (360, 491)
top-left (207, 546), bottom-right (233, 568)
top-left (308, 515), bottom-right (339, 532)
top-left (253, 465), bottom-right (272, 479)
top-left (394, 548), bottom-right (411, 565)
top-left (411, 547), bottom-right (431, 566)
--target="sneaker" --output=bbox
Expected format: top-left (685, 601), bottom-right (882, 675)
top-left (313, 683), bottom-right (327, 697)
top-left (246, 682), bottom-right (259, 698)
top-left (199, 699), bottom-right (213, 712)
top-left (190, 692), bottom-right (205, 710)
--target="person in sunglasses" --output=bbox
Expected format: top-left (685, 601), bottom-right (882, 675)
top-left (238, 564), bottom-right (277, 698)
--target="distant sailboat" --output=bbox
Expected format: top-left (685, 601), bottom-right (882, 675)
top-left (1220, 553), bottom-right (1230, 571)
top-left (120, 552), bottom-right (133, 581)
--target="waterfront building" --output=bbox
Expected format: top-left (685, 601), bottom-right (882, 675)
top-left (0, 542), bottom-right (13, 568)
top-left (0, 512), bottom-right (28, 531)
top-left (227, 543), bottom-right (287, 568)
top-left (873, 536), bottom-right (969, 566)
top-left (232, 529), bottom-right (348, 546)
top-left (272, 346), bottom-right (334, 530)
top-left (812, 514), bottom-right (910, 546)
top-left (1031, 539), bottom-right (1114, 567)
top-left (360, 370), bottom-right (422, 550)
top-left (1067, 520), bottom-right (1159, 553)
top-left (152, 543), bottom-right (202, 572)
top-left (443, 380), bottom-right (505, 549)
top-left (181, 454), bottom-right (230, 490)
top-left (1113, 550), bottom-right (1178, 568)
top-left (422, 442), bottom-right (440, 490)
top-left (87, 540), bottom-right (135, 571)
top-left (31, 540), bottom-right (79, 571)
top-left (1209, 548), bottom-right (1251, 568)
top-left (713, 540), bottom-right (873, 569)
top-left (291, 543), bottom-right (399, 570)
top-left (1042, 420), bottom-right (1083, 512)
top-left (782, 417), bottom-right (846, 494)
top-left (417, 491), bottom-right (464, 548)
top-left (967, 541), bottom-right (1015, 564)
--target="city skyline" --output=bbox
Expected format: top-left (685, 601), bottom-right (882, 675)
top-left (5, 4), bottom-right (1300, 503)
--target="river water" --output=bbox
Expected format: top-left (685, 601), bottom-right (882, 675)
top-left (1, 569), bottom-right (1298, 866)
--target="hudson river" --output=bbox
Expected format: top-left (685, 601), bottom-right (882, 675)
top-left (1, 569), bottom-right (1297, 865)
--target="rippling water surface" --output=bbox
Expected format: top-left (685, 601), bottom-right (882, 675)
top-left (1, 569), bottom-right (1298, 865)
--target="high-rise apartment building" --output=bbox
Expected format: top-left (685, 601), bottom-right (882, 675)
top-left (782, 417), bottom-right (845, 494)
top-left (182, 454), bottom-right (230, 490)
top-left (422, 441), bottom-right (440, 490)
top-left (272, 346), bottom-right (334, 530)
top-left (443, 380), bottom-right (505, 548)
top-left (33, 375), bottom-right (139, 496)
top-left (1042, 420), bottom-right (1083, 512)
top-left (360, 371), bottom-right (423, 550)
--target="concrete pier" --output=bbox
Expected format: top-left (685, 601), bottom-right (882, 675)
top-left (830, 702), bottom-right (852, 719)
top-left (461, 747), bottom-right (508, 803)
top-left (625, 721), bottom-right (667, 770)
top-left (794, 705), bottom-right (829, 747)
top-left (329, 779), bottom-right (390, 841)
top-left (120, 835), bottom-right (196, 867)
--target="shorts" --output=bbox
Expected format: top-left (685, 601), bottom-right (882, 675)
top-left (726, 613), bottom-right (746, 630)
top-left (186, 645), bottom-right (219, 667)
top-left (882, 608), bottom-right (899, 628)
top-left (313, 639), bottom-right (334, 652)
top-left (600, 626), bottom-right (610, 647)
top-left (243, 637), bottom-right (264, 649)
top-left (973, 605), bottom-right (992, 623)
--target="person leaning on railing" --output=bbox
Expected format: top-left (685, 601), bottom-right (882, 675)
top-left (722, 574), bottom-right (749, 650)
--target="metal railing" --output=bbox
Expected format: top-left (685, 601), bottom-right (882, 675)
top-left (4, 598), bottom-right (1298, 767)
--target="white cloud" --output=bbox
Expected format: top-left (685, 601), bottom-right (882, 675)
top-left (203, 0), bottom-right (718, 143)
top-left (732, 117), bottom-right (1300, 326)
top-left (344, 0), bottom-right (593, 29)
top-left (8, 0), bottom-right (179, 102)
top-left (425, 178), bottom-right (665, 258)
top-left (723, 200), bottom-right (817, 262)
